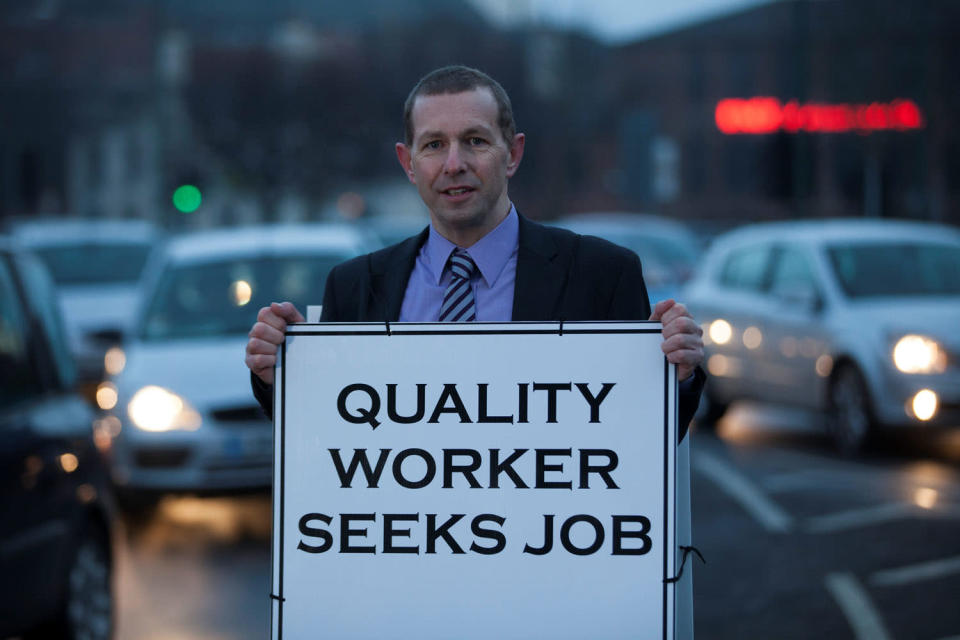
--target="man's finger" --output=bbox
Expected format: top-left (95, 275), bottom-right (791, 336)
top-left (648, 298), bottom-right (676, 322)
top-left (664, 348), bottom-right (704, 376)
top-left (662, 316), bottom-right (703, 341)
top-left (658, 301), bottom-right (693, 327)
top-left (246, 336), bottom-right (280, 356)
top-left (271, 301), bottom-right (305, 323)
top-left (662, 332), bottom-right (703, 355)
top-left (244, 353), bottom-right (277, 385)
top-left (249, 321), bottom-right (285, 346)
top-left (256, 306), bottom-right (289, 332)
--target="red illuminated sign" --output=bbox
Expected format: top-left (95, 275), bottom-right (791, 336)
top-left (715, 98), bottom-right (924, 134)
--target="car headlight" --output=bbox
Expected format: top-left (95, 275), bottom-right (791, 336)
top-left (708, 319), bottom-right (733, 345)
top-left (128, 385), bottom-right (202, 432)
top-left (892, 335), bottom-right (947, 374)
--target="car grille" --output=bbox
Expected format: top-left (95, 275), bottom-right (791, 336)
top-left (135, 448), bottom-right (190, 469)
top-left (205, 457), bottom-right (273, 472)
top-left (211, 405), bottom-right (269, 423)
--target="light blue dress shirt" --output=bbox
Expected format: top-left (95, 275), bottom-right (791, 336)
top-left (399, 205), bottom-right (519, 322)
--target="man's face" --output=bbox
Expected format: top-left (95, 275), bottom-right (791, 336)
top-left (396, 88), bottom-right (524, 247)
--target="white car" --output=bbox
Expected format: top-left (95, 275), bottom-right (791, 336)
top-left (682, 218), bottom-right (960, 453)
top-left (102, 224), bottom-right (377, 494)
top-left (6, 218), bottom-right (161, 386)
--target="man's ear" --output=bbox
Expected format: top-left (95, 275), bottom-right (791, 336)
top-left (396, 142), bottom-right (416, 184)
top-left (505, 133), bottom-right (525, 178)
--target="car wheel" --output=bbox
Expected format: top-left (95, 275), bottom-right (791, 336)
top-left (61, 526), bottom-right (114, 640)
top-left (827, 365), bottom-right (873, 455)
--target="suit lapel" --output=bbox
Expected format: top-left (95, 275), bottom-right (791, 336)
top-left (368, 227), bottom-right (428, 321)
top-left (512, 216), bottom-right (569, 321)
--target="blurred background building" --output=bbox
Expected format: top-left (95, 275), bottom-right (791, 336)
top-left (1, 0), bottom-right (957, 229)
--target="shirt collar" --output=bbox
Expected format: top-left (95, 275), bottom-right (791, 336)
top-left (425, 205), bottom-right (519, 286)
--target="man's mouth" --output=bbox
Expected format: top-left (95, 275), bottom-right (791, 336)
top-left (443, 187), bottom-right (474, 196)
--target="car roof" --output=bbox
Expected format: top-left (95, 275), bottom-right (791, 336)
top-left (0, 233), bottom-right (50, 258)
top-left (554, 211), bottom-right (694, 234)
top-left (714, 218), bottom-right (960, 247)
top-left (160, 223), bottom-right (375, 264)
top-left (6, 217), bottom-right (160, 246)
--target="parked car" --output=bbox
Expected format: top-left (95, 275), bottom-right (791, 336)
top-left (367, 214), bottom-right (430, 247)
top-left (101, 224), bottom-right (377, 496)
top-left (682, 218), bottom-right (960, 453)
top-left (6, 218), bottom-right (162, 394)
top-left (551, 212), bottom-right (701, 304)
top-left (0, 237), bottom-right (116, 639)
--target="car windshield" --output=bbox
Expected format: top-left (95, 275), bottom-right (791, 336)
top-left (140, 253), bottom-right (347, 340)
top-left (614, 233), bottom-right (698, 271)
top-left (827, 242), bottom-right (960, 298)
top-left (34, 242), bottom-right (152, 285)
top-left (563, 226), bottom-right (698, 279)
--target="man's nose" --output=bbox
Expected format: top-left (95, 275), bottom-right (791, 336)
top-left (442, 143), bottom-right (467, 173)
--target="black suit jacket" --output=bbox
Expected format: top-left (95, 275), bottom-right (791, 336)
top-left (253, 215), bottom-right (703, 435)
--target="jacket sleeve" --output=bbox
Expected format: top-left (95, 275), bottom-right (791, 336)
top-left (606, 248), bottom-right (652, 320)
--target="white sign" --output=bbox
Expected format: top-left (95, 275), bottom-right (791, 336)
top-left (272, 322), bottom-right (678, 639)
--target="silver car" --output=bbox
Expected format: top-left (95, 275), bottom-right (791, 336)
top-left (100, 224), bottom-right (377, 495)
top-left (682, 218), bottom-right (960, 453)
top-left (551, 212), bottom-right (700, 304)
top-left (6, 218), bottom-right (161, 389)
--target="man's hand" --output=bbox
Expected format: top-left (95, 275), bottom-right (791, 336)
top-left (245, 302), bottom-right (305, 385)
top-left (649, 299), bottom-right (704, 382)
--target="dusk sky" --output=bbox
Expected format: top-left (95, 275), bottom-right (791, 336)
top-left (468, 0), bottom-right (772, 42)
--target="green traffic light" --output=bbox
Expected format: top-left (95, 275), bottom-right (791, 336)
top-left (173, 184), bottom-right (202, 213)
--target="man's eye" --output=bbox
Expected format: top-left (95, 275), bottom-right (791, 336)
top-left (424, 141), bottom-right (442, 150)
top-left (469, 137), bottom-right (487, 146)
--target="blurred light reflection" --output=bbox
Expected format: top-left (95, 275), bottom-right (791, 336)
top-left (742, 326), bottom-right (763, 350)
top-left (96, 382), bottom-right (119, 410)
top-left (152, 496), bottom-right (273, 544)
top-left (911, 389), bottom-right (938, 421)
top-left (105, 346), bottom-right (126, 376)
top-left (59, 452), bottom-right (79, 473)
top-left (815, 355), bottom-right (834, 377)
top-left (708, 354), bottom-right (730, 376)
top-left (914, 487), bottom-right (938, 509)
top-left (230, 280), bottom-right (253, 306)
top-left (779, 336), bottom-right (798, 358)
top-left (709, 319), bottom-right (733, 345)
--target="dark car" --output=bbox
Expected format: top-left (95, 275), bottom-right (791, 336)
top-left (0, 237), bottom-right (116, 639)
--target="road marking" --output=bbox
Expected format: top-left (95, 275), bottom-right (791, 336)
top-left (804, 502), bottom-right (916, 534)
top-left (871, 555), bottom-right (960, 588)
top-left (763, 467), bottom-right (879, 493)
top-left (694, 451), bottom-right (793, 533)
top-left (825, 572), bottom-right (893, 640)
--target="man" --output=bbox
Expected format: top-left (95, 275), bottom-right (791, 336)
top-left (246, 65), bottom-right (705, 435)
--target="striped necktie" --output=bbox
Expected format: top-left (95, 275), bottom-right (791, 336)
top-left (439, 249), bottom-right (478, 322)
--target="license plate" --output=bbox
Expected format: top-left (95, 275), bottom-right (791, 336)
top-left (222, 433), bottom-right (272, 457)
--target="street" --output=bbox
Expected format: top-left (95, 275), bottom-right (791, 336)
top-left (115, 495), bottom-right (272, 640)
top-left (692, 404), bottom-right (960, 640)
top-left (114, 404), bottom-right (960, 639)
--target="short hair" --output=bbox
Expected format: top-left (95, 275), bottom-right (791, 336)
top-left (403, 65), bottom-right (516, 146)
